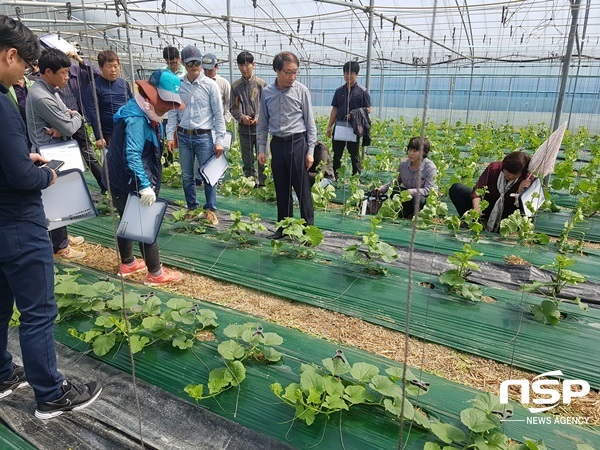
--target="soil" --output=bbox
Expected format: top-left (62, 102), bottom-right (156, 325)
top-left (73, 241), bottom-right (599, 425)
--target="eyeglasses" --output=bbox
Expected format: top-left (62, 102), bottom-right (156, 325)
top-left (20, 54), bottom-right (35, 76)
top-left (185, 60), bottom-right (202, 67)
top-left (282, 69), bottom-right (299, 76)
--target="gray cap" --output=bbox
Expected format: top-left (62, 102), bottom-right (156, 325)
top-left (201, 53), bottom-right (218, 70)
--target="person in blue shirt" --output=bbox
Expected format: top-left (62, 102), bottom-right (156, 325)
top-left (0, 14), bottom-right (101, 419)
top-left (84, 50), bottom-right (132, 149)
top-left (165, 45), bottom-right (226, 226)
top-left (106, 69), bottom-right (185, 286)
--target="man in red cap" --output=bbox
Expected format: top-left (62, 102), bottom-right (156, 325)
top-left (105, 69), bottom-right (185, 285)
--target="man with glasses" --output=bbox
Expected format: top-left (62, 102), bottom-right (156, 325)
top-left (163, 46), bottom-right (186, 79)
top-left (0, 15), bottom-right (101, 419)
top-left (257, 51), bottom-right (317, 239)
top-left (166, 45), bottom-right (226, 226)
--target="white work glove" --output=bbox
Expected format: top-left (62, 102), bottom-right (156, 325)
top-left (139, 187), bottom-right (156, 206)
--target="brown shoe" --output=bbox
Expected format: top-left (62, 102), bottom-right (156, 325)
top-left (199, 210), bottom-right (219, 226)
top-left (55, 246), bottom-right (86, 260)
top-left (68, 235), bottom-right (85, 246)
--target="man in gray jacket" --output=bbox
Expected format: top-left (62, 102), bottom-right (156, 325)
top-left (230, 51), bottom-right (266, 187)
top-left (26, 48), bottom-right (86, 259)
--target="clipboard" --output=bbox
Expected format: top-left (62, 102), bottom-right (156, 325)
top-left (199, 154), bottom-right (229, 186)
top-left (116, 194), bottom-right (168, 245)
top-left (42, 169), bottom-right (98, 231)
top-left (39, 140), bottom-right (86, 173)
top-left (519, 177), bottom-right (545, 217)
top-left (333, 120), bottom-right (357, 142)
top-left (212, 130), bottom-right (233, 150)
top-left (40, 34), bottom-right (76, 54)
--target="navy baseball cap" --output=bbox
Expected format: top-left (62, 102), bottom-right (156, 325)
top-left (181, 45), bottom-right (202, 64)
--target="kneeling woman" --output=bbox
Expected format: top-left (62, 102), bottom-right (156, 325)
top-left (449, 151), bottom-right (532, 232)
top-left (377, 137), bottom-right (438, 219)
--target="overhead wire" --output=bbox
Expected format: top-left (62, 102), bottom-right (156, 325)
top-left (81, 1), bottom-right (147, 447)
top-left (396, 0), bottom-right (444, 446)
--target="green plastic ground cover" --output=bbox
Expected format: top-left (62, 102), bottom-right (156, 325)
top-left (51, 265), bottom-right (600, 450)
top-left (551, 189), bottom-right (594, 209)
top-left (188, 175), bottom-right (600, 246)
top-left (0, 424), bottom-right (34, 450)
top-left (89, 170), bottom-right (600, 245)
top-left (70, 216), bottom-right (600, 390)
top-left (212, 193), bottom-right (600, 280)
top-left (534, 210), bottom-right (600, 242)
top-left (136, 182), bottom-right (600, 276)
top-left (327, 188), bottom-right (599, 243)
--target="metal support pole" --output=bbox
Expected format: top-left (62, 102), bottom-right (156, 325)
top-left (465, 61), bottom-right (474, 123)
top-left (121, 0), bottom-right (136, 87)
top-left (378, 64), bottom-right (384, 118)
top-left (226, 0), bottom-right (236, 142)
top-left (362, 0), bottom-right (375, 160)
top-left (553, 0), bottom-right (582, 131)
top-left (365, 0), bottom-right (374, 92)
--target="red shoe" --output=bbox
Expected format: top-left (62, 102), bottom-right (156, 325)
top-left (144, 267), bottom-right (183, 286)
top-left (117, 259), bottom-right (147, 277)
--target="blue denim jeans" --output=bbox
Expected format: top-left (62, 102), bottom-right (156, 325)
top-left (178, 132), bottom-right (217, 211)
top-left (0, 221), bottom-right (63, 403)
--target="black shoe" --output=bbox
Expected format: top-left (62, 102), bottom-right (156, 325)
top-left (35, 380), bottom-right (102, 420)
top-left (0, 365), bottom-right (28, 399)
top-left (267, 228), bottom-right (284, 240)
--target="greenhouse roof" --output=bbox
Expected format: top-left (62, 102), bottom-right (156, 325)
top-left (2, 0), bottom-right (599, 69)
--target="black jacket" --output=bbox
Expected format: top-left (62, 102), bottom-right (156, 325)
top-left (349, 107), bottom-right (371, 147)
top-left (0, 84), bottom-right (53, 227)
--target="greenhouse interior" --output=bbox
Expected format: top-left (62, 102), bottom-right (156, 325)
top-left (0, 0), bottom-right (599, 449)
